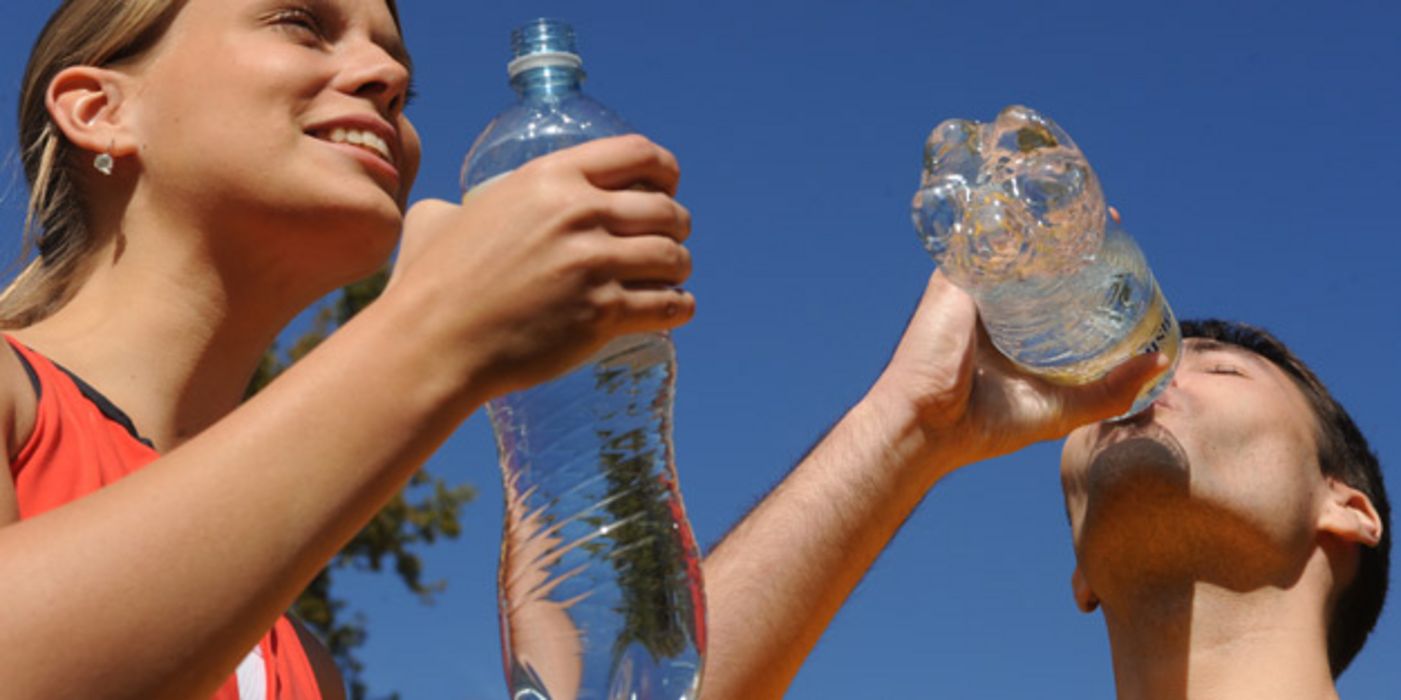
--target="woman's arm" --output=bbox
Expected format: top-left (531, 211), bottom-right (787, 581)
top-left (0, 136), bottom-right (692, 699)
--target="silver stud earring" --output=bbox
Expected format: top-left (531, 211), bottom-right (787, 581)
top-left (94, 151), bottom-right (115, 176)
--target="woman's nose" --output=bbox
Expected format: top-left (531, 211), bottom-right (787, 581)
top-left (339, 41), bottom-right (412, 116)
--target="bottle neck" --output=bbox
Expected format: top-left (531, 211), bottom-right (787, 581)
top-left (511, 65), bottom-right (584, 99)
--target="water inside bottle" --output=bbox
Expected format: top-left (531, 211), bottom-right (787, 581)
top-left (490, 333), bottom-right (705, 700)
top-left (978, 221), bottom-right (1181, 414)
top-left (467, 22), bottom-right (705, 697)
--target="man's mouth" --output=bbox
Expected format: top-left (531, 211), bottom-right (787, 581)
top-left (1087, 416), bottom-right (1189, 467)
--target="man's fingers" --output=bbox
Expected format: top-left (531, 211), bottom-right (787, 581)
top-left (900, 270), bottom-right (980, 372)
top-left (1063, 352), bottom-right (1171, 427)
top-left (909, 271), bottom-right (977, 335)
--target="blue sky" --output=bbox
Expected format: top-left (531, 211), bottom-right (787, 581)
top-left (2, 0), bottom-right (1400, 697)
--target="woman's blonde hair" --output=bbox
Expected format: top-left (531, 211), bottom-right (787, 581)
top-left (2, 0), bottom-right (188, 328)
top-left (2, 0), bottom-right (404, 328)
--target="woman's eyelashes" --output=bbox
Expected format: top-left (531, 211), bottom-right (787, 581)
top-left (268, 5), bottom-right (328, 45)
top-left (264, 3), bottom-right (415, 111)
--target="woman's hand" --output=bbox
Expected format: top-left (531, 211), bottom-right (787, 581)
top-left (387, 135), bottom-right (694, 401)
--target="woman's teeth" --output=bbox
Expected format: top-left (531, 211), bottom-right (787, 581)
top-left (325, 127), bottom-right (393, 164)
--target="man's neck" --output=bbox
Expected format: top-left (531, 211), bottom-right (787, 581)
top-left (1101, 577), bottom-right (1337, 700)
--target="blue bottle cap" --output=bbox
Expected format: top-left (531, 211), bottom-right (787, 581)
top-left (508, 18), bottom-right (583, 79)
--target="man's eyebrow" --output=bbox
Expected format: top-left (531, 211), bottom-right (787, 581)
top-left (1185, 339), bottom-right (1234, 354)
top-left (1184, 338), bottom-right (1263, 363)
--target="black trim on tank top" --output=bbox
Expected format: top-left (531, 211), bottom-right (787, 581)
top-left (7, 343), bottom-right (42, 401)
top-left (1, 338), bottom-right (155, 451)
top-left (51, 365), bottom-right (156, 450)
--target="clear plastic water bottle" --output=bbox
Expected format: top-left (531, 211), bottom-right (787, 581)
top-left (461, 19), bottom-right (705, 700)
top-left (911, 105), bottom-right (1180, 416)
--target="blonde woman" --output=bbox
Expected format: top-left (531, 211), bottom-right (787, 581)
top-left (0, 1), bottom-right (693, 697)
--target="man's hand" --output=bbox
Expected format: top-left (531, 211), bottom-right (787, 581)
top-left (865, 270), bottom-right (1168, 475)
top-left (700, 268), bottom-right (1165, 700)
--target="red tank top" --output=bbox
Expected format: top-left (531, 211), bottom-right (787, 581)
top-left (5, 337), bottom-right (324, 699)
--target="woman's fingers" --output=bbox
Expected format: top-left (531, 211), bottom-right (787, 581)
top-left (598, 189), bottom-right (692, 241)
top-left (603, 285), bottom-right (697, 335)
top-left (401, 198), bottom-right (456, 240)
top-left (384, 134), bottom-right (697, 396)
top-left (553, 134), bottom-right (682, 195)
top-left (602, 234), bottom-right (693, 286)
top-left (389, 198), bottom-right (457, 289)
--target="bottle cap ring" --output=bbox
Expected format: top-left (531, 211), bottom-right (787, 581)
top-left (507, 51), bottom-right (583, 79)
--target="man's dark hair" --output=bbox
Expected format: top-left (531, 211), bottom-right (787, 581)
top-left (1181, 319), bottom-right (1389, 677)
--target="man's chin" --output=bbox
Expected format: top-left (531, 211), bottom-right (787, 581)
top-left (1085, 422), bottom-right (1191, 490)
top-left (1070, 424), bottom-right (1194, 546)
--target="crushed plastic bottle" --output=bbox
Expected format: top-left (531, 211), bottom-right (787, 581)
top-left (912, 105), bottom-right (1179, 415)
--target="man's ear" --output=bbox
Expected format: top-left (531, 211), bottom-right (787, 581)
top-left (1071, 566), bottom-right (1100, 613)
top-left (45, 65), bottom-right (139, 158)
top-left (1318, 477), bottom-right (1383, 547)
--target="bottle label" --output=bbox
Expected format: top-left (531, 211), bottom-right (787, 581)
top-left (1141, 304), bottom-right (1177, 357)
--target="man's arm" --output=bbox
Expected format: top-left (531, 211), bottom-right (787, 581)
top-left (699, 272), bottom-right (1166, 699)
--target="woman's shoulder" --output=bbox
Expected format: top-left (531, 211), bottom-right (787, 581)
top-left (0, 333), bottom-right (40, 526)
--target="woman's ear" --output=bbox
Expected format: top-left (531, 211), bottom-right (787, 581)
top-left (1317, 477), bottom-right (1383, 548)
top-left (46, 65), bottom-right (139, 158)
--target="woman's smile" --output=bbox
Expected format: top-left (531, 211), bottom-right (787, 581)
top-left (303, 110), bottom-right (405, 192)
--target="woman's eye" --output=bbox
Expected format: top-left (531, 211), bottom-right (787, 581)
top-left (271, 7), bottom-right (324, 39)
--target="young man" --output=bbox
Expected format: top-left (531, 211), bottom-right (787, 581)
top-left (700, 272), bottom-right (1389, 699)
